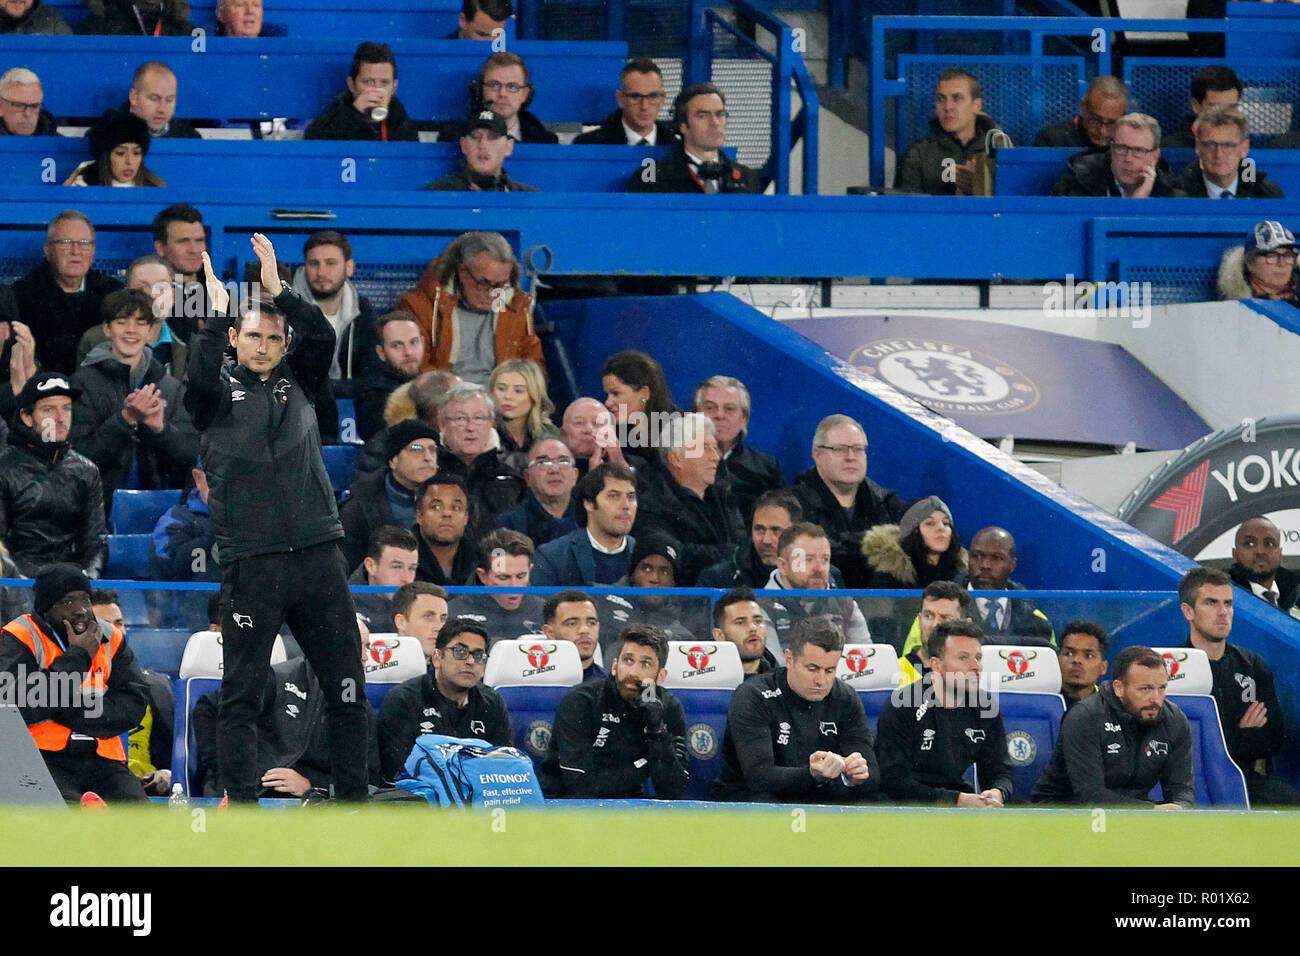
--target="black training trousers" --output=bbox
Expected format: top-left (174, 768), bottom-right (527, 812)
top-left (44, 747), bottom-right (149, 804)
top-left (216, 542), bottom-right (368, 801)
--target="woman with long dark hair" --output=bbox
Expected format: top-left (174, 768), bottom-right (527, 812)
top-left (863, 495), bottom-right (967, 589)
top-left (64, 113), bottom-right (165, 187)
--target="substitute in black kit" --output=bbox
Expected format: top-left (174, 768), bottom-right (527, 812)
top-left (541, 623), bottom-right (689, 799)
top-left (184, 235), bottom-right (368, 803)
top-left (712, 616), bottom-right (879, 803)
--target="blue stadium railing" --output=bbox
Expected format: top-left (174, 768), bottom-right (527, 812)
top-left (868, 16), bottom-right (1245, 190)
top-left (681, 0), bottom-right (819, 193)
top-left (5, 189), bottom-right (1300, 303)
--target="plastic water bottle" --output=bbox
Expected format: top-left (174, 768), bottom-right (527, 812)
top-left (168, 783), bottom-right (189, 810)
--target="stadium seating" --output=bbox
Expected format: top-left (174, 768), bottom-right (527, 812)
top-left (0, 37), bottom-right (627, 126)
top-left (978, 644), bottom-right (1063, 695)
top-left (836, 643), bottom-right (902, 691)
top-left (171, 631), bottom-right (289, 794)
top-left (1164, 695), bottom-right (1251, 808)
top-left (997, 692), bottom-right (1065, 801)
top-left (322, 443), bottom-right (362, 497)
top-left (111, 489), bottom-right (183, 535)
top-left (485, 637), bottom-right (584, 768)
top-left (662, 640), bottom-right (743, 799)
top-left (1151, 646), bottom-right (1214, 696)
top-left (126, 627), bottom-right (193, 678)
top-left (105, 534), bottom-right (155, 580)
top-left (361, 634), bottom-right (425, 710)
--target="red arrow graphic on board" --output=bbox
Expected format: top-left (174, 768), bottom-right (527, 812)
top-left (1148, 461), bottom-right (1208, 543)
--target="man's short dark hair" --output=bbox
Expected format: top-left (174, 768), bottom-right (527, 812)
top-left (1178, 566), bottom-right (1232, 608)
top-left (1113, 645), bottom-right (1166, 683)
top-left (376, 310), bottom-right (420, 342)
top-left (303, 229), bottom-right (352, 262)
top-left (620, 56), bottom-right (662, 81)
top-left (392, 581), bottom-right (447, 621)
top-left (101, 288), bottom-right (156, 326)
top-left (436, 616), bottom-right (491, 651)
top-left (1191, 65), bottom-right (1242, 104)
top-left (462, 0), bottom-right (512, 20)
top-left (922, 579), bottom-right (970, 611)
top-left (416, 473), bottom-right (471, 510)
top-left (713, 586), bottom-right (760, 629)
top-left (90, 588), bottom-right (119, 606)
top-left (937, 67), bottom-right (981, 100)
top-left (615, 623), bottom-right (669, 668)
top-left (151, 203), bottom-right (203, 245)
top-left (1061, 620), bottom-right (1109, 656)
top-left (575, 462), bottom-right (635, 528)
top-left (925, 618), bottom-right (984, 662)
top-left (477, 527), bottom-right (534, 570)
top-left (776, 521), bottom-right (827, 558)
top-left (366, 525), bottom-right (418, 562)
top-left (788, 615), bottom-right (844, 657)
top-left (351, 41), bottom-right (397, 81)
top-left (752, 488), bottom-right (801, 524)
top-left (235, 294), bottom-right (286, 332)
top-left (543, 589), bottom-right (595, 624)
top-left (673, 82), bottom-right (725, 132)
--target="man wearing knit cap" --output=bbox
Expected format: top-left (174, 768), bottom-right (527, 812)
top-left (618, 531), bottom-right (710, 644)
top-left (339, 417), bottom-right (439, 571)
top-left (0, 564), bottom-right (150, 802)
top-left (0, 371), bottom-right (107, 576)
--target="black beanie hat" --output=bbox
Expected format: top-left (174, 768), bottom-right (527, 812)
top-left (630, 532), bottom-right (682, 577)
top-left (33, 563), bottom-right (92, 618)
top-left (385, 419), bottom-right (440, 463)
top-left (88, 111), bottom-right (152, 160)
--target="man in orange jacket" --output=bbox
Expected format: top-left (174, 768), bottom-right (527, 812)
top-left (0, 564), bottom-right (150, 802)
top-left (396, 231), bottom-right (544, 384)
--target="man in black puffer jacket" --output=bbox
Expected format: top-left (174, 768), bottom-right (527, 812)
top-left (185, 234), bottom-right (369, 803)
top-left (0, 372), bottom-right (107, 576)
top-left (70, 289), bottom-right (198, 513)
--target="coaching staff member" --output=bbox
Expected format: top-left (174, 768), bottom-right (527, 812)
top-left (1031, 645), bottom-right (1193, 808)
top-left (712, 616), bottom-right (878, 803)
top-left (186, 236), bottom-right (368, 803)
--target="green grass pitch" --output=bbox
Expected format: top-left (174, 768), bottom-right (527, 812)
top-left (2, 805), bottom-right (1299, 866)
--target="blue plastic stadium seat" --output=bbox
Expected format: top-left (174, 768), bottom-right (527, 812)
top-left (322, 444), bottom-right (361, 496)
top-left (112, 488), bottom-right (182, 534)
top-left (172, 675), bottom-right (220, 796)
top-left (498, 686), bottom-right (573, 771)
top-left (105, 534), bottom-right (155, 580)
top-left (125, 628), bottom-right (192, 678)
top-left (337, 398), bottom-right (358, 444)
top-left (115, 589), bottom-right (151, 627)
top-left (1162, 695), bottom-right (1250, 808)
top-left (994, 691), bottom-right (1065, 801)
top-left (860, 688), bottom-right (895, 734)
top-left (672, 688), bottom-right (734, 800)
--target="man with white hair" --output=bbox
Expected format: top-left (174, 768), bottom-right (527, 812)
top-left (435, 380), bottom-right (524, 524)
top-left (631, 412), bottom-right (744, 586)
top-left (0, 68), bottom-right (58, 136)
top-left (693, 374), bottom-right (781, 521)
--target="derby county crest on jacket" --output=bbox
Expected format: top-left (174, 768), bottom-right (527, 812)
top-left (848, 338), bottom-right (1039, 415)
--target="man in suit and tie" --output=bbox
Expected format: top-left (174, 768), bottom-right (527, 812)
top-left (957, 527), bottom-right (1055, 647)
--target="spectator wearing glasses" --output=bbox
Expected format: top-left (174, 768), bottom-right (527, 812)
top-left (494, 437), bottom-right (580, 547)
top-left (14, 210), bottom-right (123, 374)
top-left (791, 414), bottom-right (905, 589)
top-left (377, 618), bottom-right (511, 782)
top-left (627, 82), bottom-right (760, 194)
top-left (473, 51), bottom-right (557, 144)
top-left (1218, 220), bottom-right (1300, 306)
top-left (1176, 106), bottom-right (1284, 199)
top-left (574, 56), bottom-right (677, 146)
top-left (305, 41), bottom-right (419, 142)
top-left (396, 231), bottom-right (544, 383)
top-left (1050, 113), bottom-right (1183, 198)
top-left (434, 382), bottom-right (525, 525)
top-left (1033, 75), bottom-right (1129, 154)
top-left (0, 67), bottom-right (59, 135)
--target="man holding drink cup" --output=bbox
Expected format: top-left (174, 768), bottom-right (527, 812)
top-left (306, 41), bottom-right (420, 141)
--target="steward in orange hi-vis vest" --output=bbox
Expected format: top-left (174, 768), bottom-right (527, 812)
top-left (0, 564), bottom-right (149, 802)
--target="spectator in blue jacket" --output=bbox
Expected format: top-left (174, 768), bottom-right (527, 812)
top-left (151, 463), bottom-right (217, 581)
top-left (530, 462), bottom-right (636, 587)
